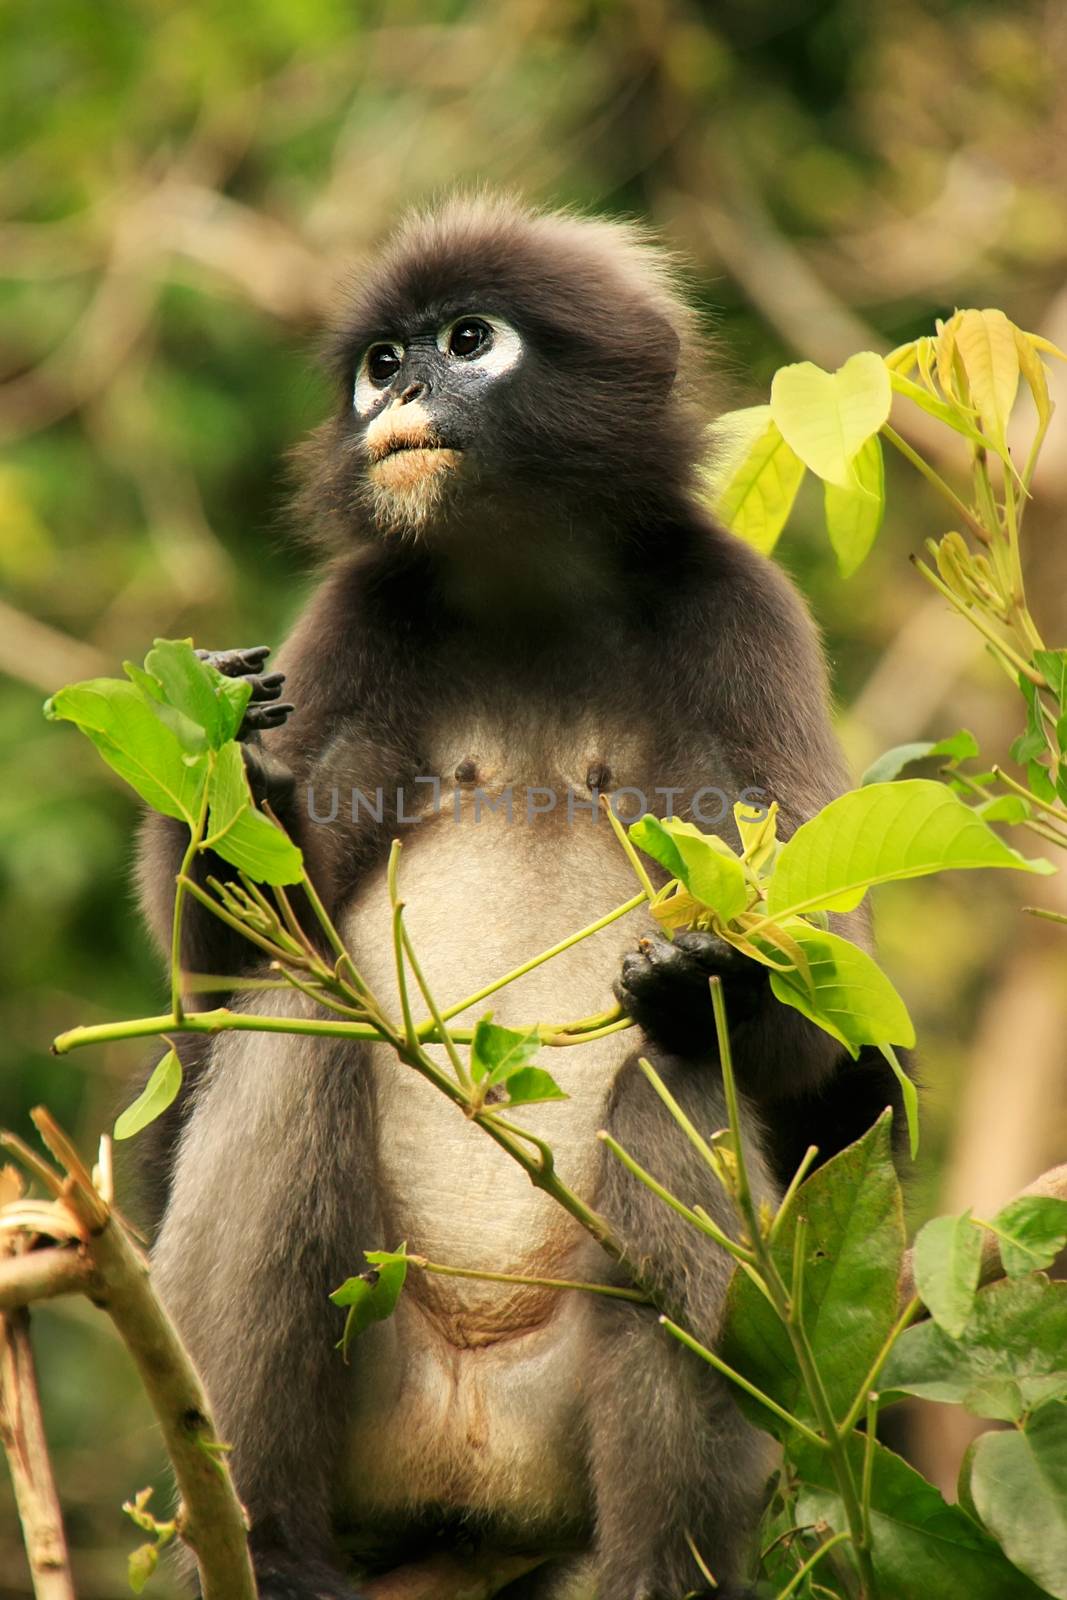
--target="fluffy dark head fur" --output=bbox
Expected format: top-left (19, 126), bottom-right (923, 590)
top-left (294, 194), bottom-right (715, 547)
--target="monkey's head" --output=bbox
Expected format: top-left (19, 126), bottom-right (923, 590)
top-left (299, 195), bottom-right (711, 546)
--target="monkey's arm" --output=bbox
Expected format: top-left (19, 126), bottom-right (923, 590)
top-left (618, 528), bottom-right (907, 1180)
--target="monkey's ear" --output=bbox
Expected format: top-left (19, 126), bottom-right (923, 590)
top-left (646, 318), bottom-right (682, 400)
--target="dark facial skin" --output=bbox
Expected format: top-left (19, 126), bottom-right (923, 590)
top-left (135, 197), bottom-right (910, 1600)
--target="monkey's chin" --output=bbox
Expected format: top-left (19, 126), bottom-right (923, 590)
top-left (367, 448), bottom-right (463, 535)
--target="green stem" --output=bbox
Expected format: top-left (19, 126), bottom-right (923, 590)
top-left (436, 890), bottom-right (648, 1023)
top-left (769, 1146), bottom-right (819, 1246)
top-left (602, 795), bottom-right (659, 902)
top-left (860, 1390), bottom-right (878, 1557)
top-left (776, 1531), bottom-right (852, 1600)
top-left (171, 779), bottom-right (213, 1023)
top-left (659, 1316), bottom-right (825, 1449)
top-left (408, 1254), bottom-right (649, 1303)
top-left (991, 764), bottom-right (1067, 825)
top-left (709, 979), bottom-right (757, 1241)
top-left (597, 1130), bottom-right (754, 1262)
top-left (387, 842), bottom-right (419, 1053)
top-left (837, 1296), bottom-right (921, 1439)
top-left (881, 425), bottom-right (987, 541)
top-left (911, 558), bottom-right (1045, 684)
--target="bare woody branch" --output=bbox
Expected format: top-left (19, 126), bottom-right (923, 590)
top-left (0, 1112), bottom-right (257, 1600)
top-left (0, 1305), bottom-right (75, 1600)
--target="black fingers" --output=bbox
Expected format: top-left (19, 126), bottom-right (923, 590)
top-left (614, 929), bottom-right (767, 1057)
top-left (242, 701), bottom-right (296, 731)
top-left (197, 644), bottom-right (271, 678)
top-left (194, 647), bottom-right (294, 736)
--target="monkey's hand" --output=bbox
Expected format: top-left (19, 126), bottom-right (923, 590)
top-left (613, 929), bottom-right (768, 1058)
top-left (197, 644), bottom-right (294, 734)
top-left (197, 646), bottom-right (297, 815)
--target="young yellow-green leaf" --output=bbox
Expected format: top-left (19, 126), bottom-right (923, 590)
top-left (969, 1401), bottom-right (1067, 1600)
top-left (989, 1196), bottom-right (1067, 1277)
top-left (912, 1209), bottom-right (983, 1337)
top-left (861, 730), bottom-right (979, 786)
top-left (469, 1018), bottom-right (541, 1086)
top-left (44, 680), bottom-right (209, 825)
top-left (766, 780), bottom-right (1053, 918)
top-left (734, 798), bottom-right (778, 876)
top-left (331, 1244), bottom-right (409, 1356)
top-left (823, 432), bottom-right (885, 576)
top-left (1015, 327), bottom-right (1053, 433)
top-left (766, 925), bottom-right (915, 1058)
top-left (128, 1542), bottom-right (159, 1593)
top-left (953, 308), bottom-right (1020, 449)
top-left (114, 1049), bottom-right (182, 1141)
top-left (502, 1066), bottom-right (568, 1107)
top-left (630, 816), bottom-right (748, 920)
top-left (888, 369), bottom-right (987, 448)
top-left (770, 352), bottom-right (891, 489)
top-left (704, 410), bottom-right (806, 554)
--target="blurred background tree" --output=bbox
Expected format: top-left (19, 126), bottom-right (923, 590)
top-left (2, 1), bottom-right (1066, 1592)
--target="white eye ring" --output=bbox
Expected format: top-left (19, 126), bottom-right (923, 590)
top-left (353, 343), bottom-right (405, 415)
top-left (437, 314), bottom-right (523, 378)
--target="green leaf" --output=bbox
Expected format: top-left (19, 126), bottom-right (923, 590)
top-left (861, 730), bottom-right (979, 786)
top-left (989, 1196), bottom-right (1067, 1277)
top-left (330, 1245), bottom-right (409, 1356)
top-left (704, 408), bottom-right (806, 554)
top-left (766, 780), bottom-right (1054, 918)
top-left (912, 1209), bottom-right (983, 1337)
top-left (770, 352), bottom-right (892, 489)
top-left (144, 639), bottom-right (226, 746)
top-left (882, 1275), bottom-right (1067, 1422)
top-left (969, 1401), bottom-right (1067, 1599)
top-left (114, 1049), bottom-right (182, 1141)
top-left (793, 1434), bottom-right (1049, 1599)
top-left (469, 1018), bottom-right (541, 1085)
top-left (767, 925), bottom-right (915, 1057)
top-left (823, 433), bottom-right (885, 576)
top-left (629, 816), bottom-right (748, 920)
top-left (1035, 649), bottom-right (1067, 713)
top-left (881, 1042), bottom-right (920, 1159)
top-left (721, 1112), bottom-right (904, 1434)
top-left (204, 745), bottom-right (303, 884)
top-left (44, 680), bottom-right (209, 824)
top-left (502, 1066), bottom-right (568, 1106)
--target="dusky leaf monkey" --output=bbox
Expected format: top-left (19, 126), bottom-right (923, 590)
top-left (138, 196), bottom-right (905, 1600)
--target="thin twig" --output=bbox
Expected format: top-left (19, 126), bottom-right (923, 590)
top-left (0, 1305), bottom-right (75, 1600)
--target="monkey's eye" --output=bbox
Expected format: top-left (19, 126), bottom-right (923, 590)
top-left (366, 344), bottom-right (403, 385)
top-left (447, 319), bottom-right (493, 359)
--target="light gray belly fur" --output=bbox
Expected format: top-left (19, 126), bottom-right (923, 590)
top-left (342, 752), bottom-right (647, 1527)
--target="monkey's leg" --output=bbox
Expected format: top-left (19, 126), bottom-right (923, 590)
top-left (151, 1021), bottom-right (376, 1599)
top-left (586, 1051), bottom-right (773, 1600)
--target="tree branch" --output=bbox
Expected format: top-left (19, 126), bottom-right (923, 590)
top-left (0, 1305), bottom-right (75, 1600)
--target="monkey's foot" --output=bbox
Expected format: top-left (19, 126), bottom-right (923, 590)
top-left (613, 930), bottom-right (766, 1057)
top-left (197, 644), bottom-right (295, 734)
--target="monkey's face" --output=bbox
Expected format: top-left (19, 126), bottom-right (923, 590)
top-left (350, 311), bottom-right (525, 534)
top-left (310, 197), bottom-right (708, 547)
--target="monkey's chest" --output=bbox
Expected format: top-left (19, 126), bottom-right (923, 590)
top-left (340, 781), bottom-right (645, 1330)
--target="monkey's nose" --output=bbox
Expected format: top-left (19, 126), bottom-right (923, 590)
top-left (397, 382), bottom-right (429, 405)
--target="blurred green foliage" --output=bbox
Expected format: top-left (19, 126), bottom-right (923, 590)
top-left (2, 1), bottom-right (1066, 1593)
